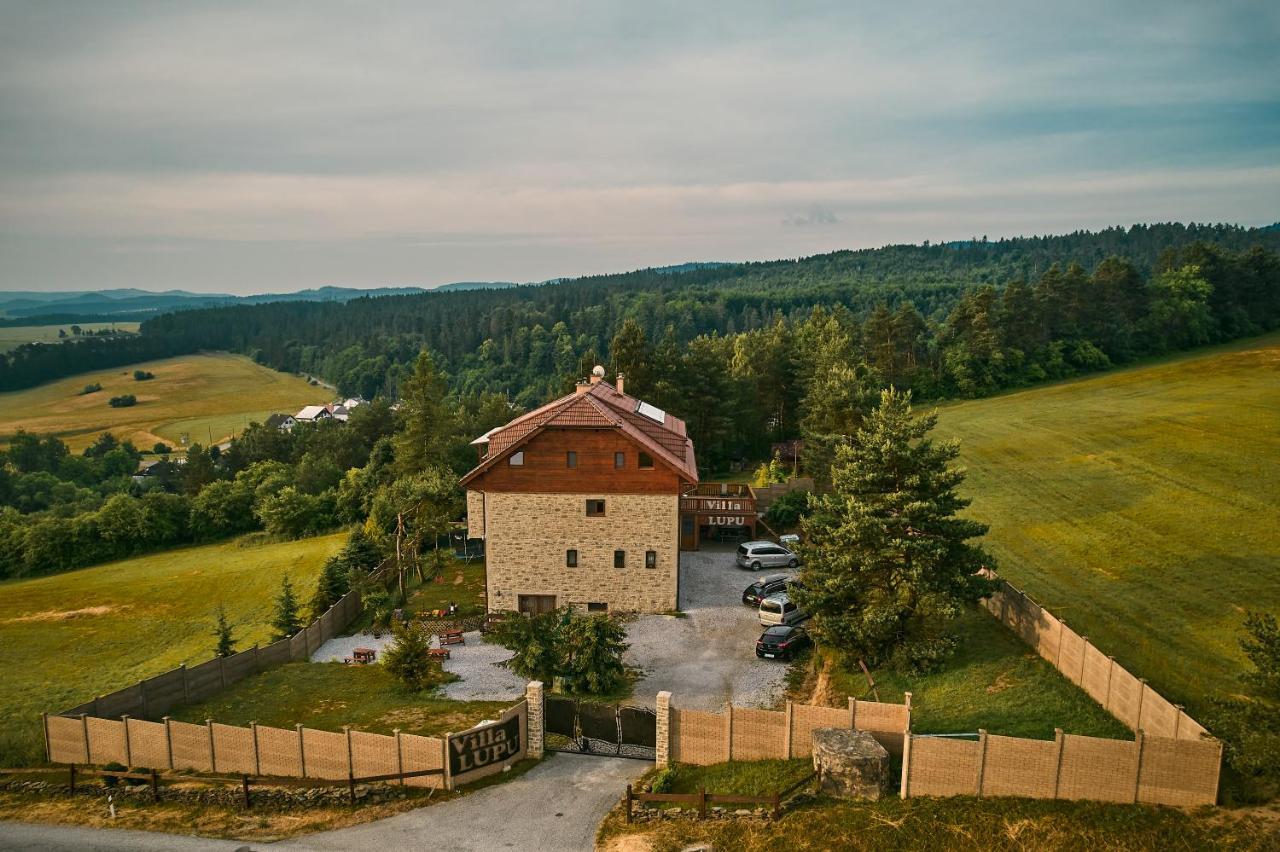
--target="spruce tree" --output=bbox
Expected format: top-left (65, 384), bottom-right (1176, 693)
top-left (213, 604), bottom-right (236, 658)
top-left (271, 576), bottom-right (303, 640)
top-left (393, 350), bottom-right (451, 476)
top-left (792, 389), bottom-right (994, 673)
top-left (309, 555), bottom-right (348, 620)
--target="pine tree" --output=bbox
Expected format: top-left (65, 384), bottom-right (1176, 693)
top-left (382, 622), bottom-right (437, 691)
top-left (792, 389), bottom-right (995, 673)
top-left (309, 555), bottom-right (348, 620)
top-left (393, 350), bottom-right (450, 476)
top-left (213, 604), bottom-right (236, 658)
top-left (271, 576), bottom-right (302, 640)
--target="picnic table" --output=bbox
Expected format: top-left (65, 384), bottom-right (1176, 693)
top-left (428, 648), bottom-right (451, 661)
top-left (440, 630), bottom-right (465, 646)
top-left (346, 647), bottom-right (377, 665)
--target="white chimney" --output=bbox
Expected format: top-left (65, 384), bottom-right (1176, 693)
top-left (615, 373), bottom-right (625, 394)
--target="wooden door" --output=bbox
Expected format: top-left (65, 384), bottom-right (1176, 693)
top-left (518, 594), bottom-right (557, 615)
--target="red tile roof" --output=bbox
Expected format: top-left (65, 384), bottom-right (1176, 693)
top-left (460, 381), bottom-right (698, 486)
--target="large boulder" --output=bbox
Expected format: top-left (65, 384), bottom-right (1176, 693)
top-left (811, 728), bottom-right (891, 800)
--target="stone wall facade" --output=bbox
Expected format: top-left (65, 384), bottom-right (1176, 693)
top-left (483, 491), bottom-right (679, 613)
top-left (466, 489), bottom-right (485, 540)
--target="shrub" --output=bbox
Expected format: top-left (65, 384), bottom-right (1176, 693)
top-left (133, 370), bottom-right (155, 381)
top-left (152, 442), bottom-right (171, 454)
top-left (382, 622), bottom-right (439, 691)
top-left (108, 394), bottom-right (136, 408)
top-left (490, 608), bottom-right (629, 695)
top-left (764, 488), bottom-right (811, 529)
top-left (79, 383), bottom-right (101, 395)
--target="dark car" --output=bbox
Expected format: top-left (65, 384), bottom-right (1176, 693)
top-left (755, 624), bottom-right (812, 661)
top-left (742, 573), bottom-right (790, 606)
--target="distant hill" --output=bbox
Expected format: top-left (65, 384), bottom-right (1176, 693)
top-left (433, 281), bottom-right (520, 292)
top-left (0, 286), bottom-right (428, 322)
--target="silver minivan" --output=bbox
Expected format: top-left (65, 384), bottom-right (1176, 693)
top-left (758, 593), bottom-right (806, 627)
top-left (736, 540), bottom-right (799, 571)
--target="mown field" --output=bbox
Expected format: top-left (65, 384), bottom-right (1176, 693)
top-left (0, 323), bottom-right (140, 353)
top-left (936, 333), bottom-right (1280, 717)
top-left (0, 351), bottom-right (323, 452)
top-left (0, 532), bottom-right (341, 765)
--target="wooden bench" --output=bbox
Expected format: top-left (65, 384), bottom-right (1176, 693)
top-left (428, 648), bottom-right (451, 661)
top-left (440, 630), bottom-right (465, 646)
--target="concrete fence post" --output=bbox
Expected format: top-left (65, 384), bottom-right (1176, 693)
top-left (783, 700), bottom-right (794, 759)
top-left (139, 678), bottom-right (150, 720)
top-left (1052, 728), bottom-right (1065, 799)
top-left (1132, 730), bottom-right (1146, 803)
top-left (899, 733), bottom-right (912, 799)
top-left (40, 714), bottom-right (51, 763)
top-left (441, 735), bottom-right (454, 790)
top-left (163, 717), bottom-right (175, 769)
top-left (79, 714), bottom-right (90, 764)
top-left (218, 656), bottom-right (227, 689)
top-left (121, 715), bottom-right (132, 767)
top-left (344, 725), bottom-right (354, 784)
top-left (1135, 679), bottom-right (1147, 730)
top-left (251, 721), bottom-right (261, 776)
top-left (655, 691), bottom-right (672, 767)
top-left (394, 729), bottom-right (404, 785)
top-left (206, 719), bottom-right (216, 772)
top-left (724, 704), bottom-right (734, 762)
top-left (975, 729), bottom-right (988, 797)
top-left (848, 697), bottom-right (857, 729)
top-left (903, 692), bottom-right (913, 732)
top-left (525, 681), bottom-right (545, 759)
top-left (181, 664), bottom-right (190, 705)
top-left (296, 724), bottom-right (307, 778)
top-left (1055, 620), bottom-right (1067, 670)
top-left (1173, 706), bottom-right (1185, 739)
top-left (1104, 656), bottom-right (1116, 713)
top-left (1078, 638), bottom-right (1089, 685)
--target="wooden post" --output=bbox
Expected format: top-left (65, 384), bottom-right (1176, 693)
top-left (724, 705), bottom-right (734, 762)
top-left (242, 776), bottom-right (251, 808)
top-left (150, 769), bottom-right (159, 802)
top-left (79, 714), bottom-right (90, 764)
top-left (206, 719), bottom-right (217, 772)
top-left (771, 790), bottom-right (781, 821)
top-left (297, 724), bottom-right (307, 778)
top-left (783, 701), bottom-right (794, 759)
top-left (345, 726), bottom-right (355, 804)
top-left (975, 730), bottom-right (988, 797)
top-left (251, 722), bottom-right (261, 776)
top-left (1052, 728), bottom-right (1065, 799)
top-left (394, 729), bottom-right (404, 786)
top-left (40, 713), bottom-right (51, 763)
top-left (163, 717), bottom-right (174, 769)
top-left (624, 784), bottom-right (633, 824)
top-left (698, 787), bottom-right (707, 820)
top-left (121, 715), bottom-right (132, 768)
top-left (1132, 730), bottom-right (1146, 803)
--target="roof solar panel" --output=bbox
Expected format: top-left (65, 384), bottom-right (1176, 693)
top-left (636, 400), bottom-right (666, 423)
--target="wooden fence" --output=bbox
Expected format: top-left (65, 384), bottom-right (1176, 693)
top-left (667, 696), bottom-right (911, 766)
top-left (901, 728), bottom-right (1223, 807)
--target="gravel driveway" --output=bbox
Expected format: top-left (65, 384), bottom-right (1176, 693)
top-left (626, 545), bottom-right (797, 711)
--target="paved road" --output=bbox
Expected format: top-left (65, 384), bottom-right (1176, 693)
top-left (0, 753), bottom-right (642, 852)
top-left (627, 544), bottom-right (796, 710)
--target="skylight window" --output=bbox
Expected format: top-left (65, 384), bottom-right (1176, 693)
top-left (636, 401), bottom-right (666, 423)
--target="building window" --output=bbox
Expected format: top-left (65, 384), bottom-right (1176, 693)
top-left (645, 550), bottom-right (657, 569)
top-left (566, 549), bottom-right (578, 567)
top-left (615, 451), bottom-right (625, 469)
top-left (566, 451), bottom-right (577, 469)
top-left (509, 451), bottom-right (524, 466)
top-left (587, 602), bottom-right (608, 613)
top-left (586, 499), bottom-right (606, 517)
top-left (614, 549), bottom-right (626, 569)
top-left (638, 452), bottom-right (654, 469)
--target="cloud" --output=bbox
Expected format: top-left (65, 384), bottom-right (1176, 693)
top-left (783, 205), bottom-right (840, 227)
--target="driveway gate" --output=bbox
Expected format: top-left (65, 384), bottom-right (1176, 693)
top-left (544, 696), bottom-right (656, 760)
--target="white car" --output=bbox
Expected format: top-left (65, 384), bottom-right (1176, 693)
top-left (758, 592), bottom-right (806, 627)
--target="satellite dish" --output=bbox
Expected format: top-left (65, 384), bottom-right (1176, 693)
top-left (592, 365), bottom-right (606, 377)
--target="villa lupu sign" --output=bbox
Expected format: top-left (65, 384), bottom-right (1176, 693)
top-left (447, 703), bottom-right (526, 785)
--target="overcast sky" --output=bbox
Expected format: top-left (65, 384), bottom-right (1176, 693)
top-left (1, 1), bottom-right (1277, 294)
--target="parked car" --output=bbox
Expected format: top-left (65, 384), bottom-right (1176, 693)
top-left (736, 540), bottom-right (799, 570)
top-left (742, 573), bottom-right (790, 606)
top-left (758, 592), bottom-right (806, 627)
top-left (755, 624), bottom-right (812, 660)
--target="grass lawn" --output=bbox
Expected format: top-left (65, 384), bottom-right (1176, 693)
top-left (935, 333), bottom-right (1280, 718)
top-left (0, 323), bottom-right (140, 352)
top-left (404, 557), bottom-right (486, 618)
top-left (169, 662), bottom-right (511, 738)
top-left (0, 351), bottom-right (322, 451)
top-left (598, 785), bottom-right (1280, 852)
top-left (822, 607), bottom-right (1131, 741)
top-left (0, 532), bottom-right (342, 766)
top-left (651, 758), bottom-right (814, 797)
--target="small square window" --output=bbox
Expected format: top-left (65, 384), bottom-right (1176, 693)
top-left (638, 452), bottom-right (654, 469)
top-left (508, 451), bottom-right (524, 466)
top-left (587, 602), bottom-right (608, 613)
top-left (566, 451), bottom-right (577, 469)
top-left (566, 549), bottom-right (578, 568)
top-left (614, 550), bottom-right (626, 569)
top-left (586, 499), bottom-right (606, 517)
top-left (615, 451), bottom-right (625, 469)
top-left (645, 550), bottom-right (657, 569)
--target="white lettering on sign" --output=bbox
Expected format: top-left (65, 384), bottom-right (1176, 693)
top-left (449, 715), bottom-right (522, 775)
top-left (702, 500), bottom-right (744, 511)
top-left (708, 516), bottom-right (745, 526)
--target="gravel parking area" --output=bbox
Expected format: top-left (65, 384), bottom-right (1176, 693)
top-left (310, 630), bottom-right (395, 663)
top-left (626, 545), bottom-right (797, 710)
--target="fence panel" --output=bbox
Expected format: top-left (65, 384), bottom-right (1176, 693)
top-left (142, 670), bottom-right (187, 718)
top-left (980, 734), bottom-right (1058, 799)
top-left (1033, 609), bottom-right (1063, 663)
top-left (211, 723), bottom-right (256, 774)
top-left (86, 717), bottom-right (127, 766)
top-left (302, 728), bottom-right (350, 780)
top-left (259, 638), bottom-right (292, 668)
top-left (97, 686), bottom-right (143, 719)
top-left (185, 658), bottom-right (225, 701)
top-left (1137, 735), bottom-right (1221, 807)
top-left (790, 704), bottom-right (849, 758)
top-left (853, 700), bottom-right (908, 757)
top-left (1137, 687), bottom-right (1179, 739)
top-left (730, 708), bottom-right (786, 761)
top-left (399, 733), bottom-right (444, 788)
top-left (671, 708), bottom-right (726, 765)
top-left (1105, 667), bottom-right (1144, 731)
top-left (126, 718), bottom-right (169, 768)
top-left (1057, 734), bottom-right (1137, 803)
top-left (168, 720), bottom-right (213, 772)
top-left (1056, 628), bottom-right (1087, 686)
top-left (1079, 645), bottom-right (1112, 707)
top-left (906, 736), bottom-right (979, 797)
top-left (46, 716), bottom-right (86, 763)
top-left (223, 650), bottom-right (258, 682)
top-left (351, 730), bottom-right (400, 779)
top-left (256, 725), bottom-right (303, 777)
